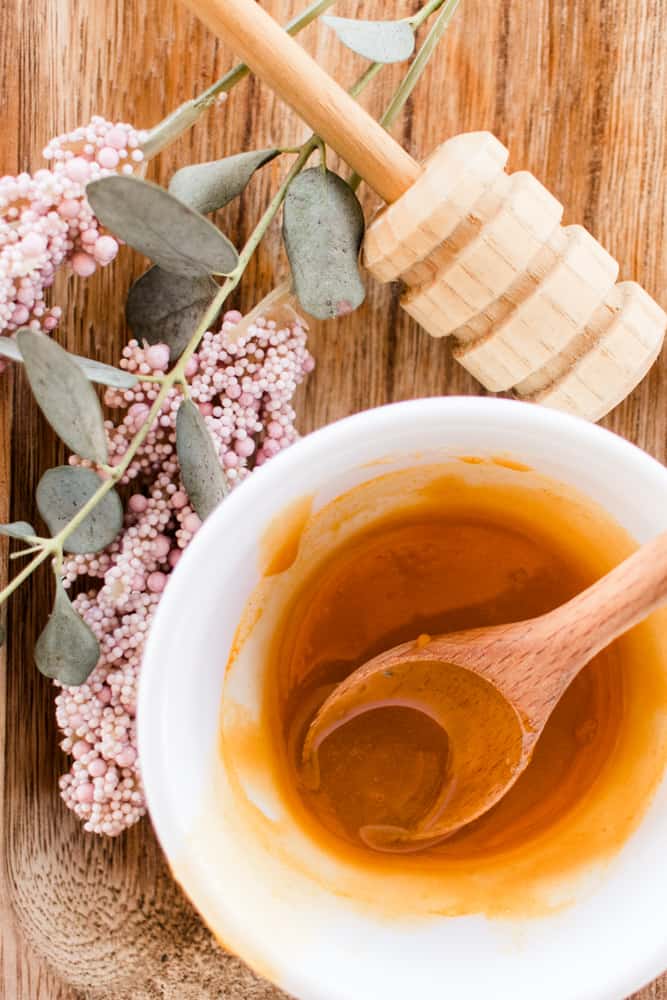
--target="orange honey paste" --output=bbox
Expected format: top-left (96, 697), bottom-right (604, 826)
top-left (221, 461), bottom-right (667, 917)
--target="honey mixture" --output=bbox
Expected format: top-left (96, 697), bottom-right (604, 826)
top-left (221, 462), bottom-right (667, 916)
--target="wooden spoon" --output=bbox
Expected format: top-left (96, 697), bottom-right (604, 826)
top-left (301, 529), bottom-right (667, 852)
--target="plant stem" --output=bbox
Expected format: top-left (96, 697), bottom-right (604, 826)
top-left (222, 51), bottom-right (409, 338)
top-left (200, 0), bottom-right (336, 104)
top-left (348, 0), bottom-right (462, 192)
top-left (142, 0), bottom-right (337, 158)
top-left (221, 59), bottom-right (393, 343)
top-left (409, 0), bottom-right (450, 30)
top-left (349, 62), bottom-right (384, 99)
top-left (10, 544), bottom-right (43, 560)
top-left (239, 144), bottom-right (319, 273)
top-left (0, 548), bottom-right (51, 606)
top-left (380, 0), bottom-right (462, 133)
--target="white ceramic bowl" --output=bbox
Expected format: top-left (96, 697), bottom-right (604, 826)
top-left (139, 397), bottom-right (667, 1000)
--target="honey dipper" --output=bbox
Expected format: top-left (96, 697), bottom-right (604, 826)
top-left (302, 528), bottom-right (667, 851)
top-left (183, 0), bottom-right (666, 421)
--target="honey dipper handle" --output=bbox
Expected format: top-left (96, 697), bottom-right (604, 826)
top-left (182, 0), bottom-right (421, 203)
top-left (539, 528), bottom-right (667, 676)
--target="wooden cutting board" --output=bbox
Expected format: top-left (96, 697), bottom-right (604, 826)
top-left (1, 0), bottom-right (666, 996)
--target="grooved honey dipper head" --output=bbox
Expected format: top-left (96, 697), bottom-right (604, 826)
top-left (363, 131), bottom-right (666, 421)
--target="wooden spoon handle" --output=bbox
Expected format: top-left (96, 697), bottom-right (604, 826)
top-left (541, 528), bottom-right (667, 672)
top-left (181, 0), bottom-right (421, 203)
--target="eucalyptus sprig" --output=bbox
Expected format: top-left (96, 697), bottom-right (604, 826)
top-left (1, 0), bottom-right (461, 688)
top-left (0, 126), bottom-right (334, 681)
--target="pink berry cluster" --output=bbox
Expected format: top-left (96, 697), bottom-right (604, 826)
top-left (56, 310), bottom-right (314, 835)
top-left (0, 116), bottom-right (145, 342)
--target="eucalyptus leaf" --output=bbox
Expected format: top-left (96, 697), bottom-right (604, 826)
top-left (72, 356), bottom-right (138, 389)
top-left (35, 578), bottom-right (99, 684)
top-left (176, 399), bottom-right (229, 521)
top-left (36, 466), bottom-right (123, 554)
top-left (1, 333), bottom-right (137, 389)
top-left (87, 175), bottom-right (239, 278)
top-left (126, 266), bottom-right (219, 360)
top-left (0, 338), bottom-right (21, 362)
top-left (322, 15), bottom-right (415, 63)
top-left (283, 168), bottom-right (366, 320)
top-left (169, 149), bottom-right (279, 215)
top-left (17, 329), bottom-right (108, 464)
top-left (0, 521), bottom-right (36, 540)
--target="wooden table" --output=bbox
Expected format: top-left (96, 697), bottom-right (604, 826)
top-left (1, 0), bottom-right (666, 996)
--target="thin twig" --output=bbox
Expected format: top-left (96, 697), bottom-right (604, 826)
top-left (0, 548), bottom-right (51, 605)
top-left (379, 0), bottom-right (462, 133)
top-left (141, 0), bottom-right (338, 158)
top-left (408, 0), bottom-right (451, 30)
top-left (9, 544), bottom-right (43, 560)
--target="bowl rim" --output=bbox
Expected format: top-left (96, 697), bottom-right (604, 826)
top-left (139, 396), bottom-right (667, 1000)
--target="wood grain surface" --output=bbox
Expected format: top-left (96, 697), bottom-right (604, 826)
top-left (1, 0), bottom-right (666, 996)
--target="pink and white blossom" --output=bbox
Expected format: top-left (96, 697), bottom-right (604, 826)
top-left (56, 310), bottom-right (313, 835)
top-left (0, 117), bottom-right (145, 349)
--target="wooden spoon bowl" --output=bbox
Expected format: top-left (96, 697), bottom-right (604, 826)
top-left (302, 529), bottom-right (667, 850)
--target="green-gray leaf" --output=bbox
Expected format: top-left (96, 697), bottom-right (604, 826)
top-left (72, 356), bottom-right (138, 389)
top-left (0, 334), bottom-right (137, 389)
top-left (126, 266), bottom-right (219, 360)
top-left (87, 175), bottom-right (239, 278)
top-left (36, 466), bottom-right (123, 554)
top-left (169, 149), bottom-right (278, 216)
top-left (322, 15), bottom-right (415, 63)
top-left (35, 578), bottom-right (99, 685)
top-left (17, 329), bottom-right (108, 464)
top-left (0, 338), bottom-right (21, 362)
top-left (0, 521), bottom-right (36, 540)
top-left (176, 399), bottom-right (229, 521)
top-left (283, 168), bottom-right (366, 320)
